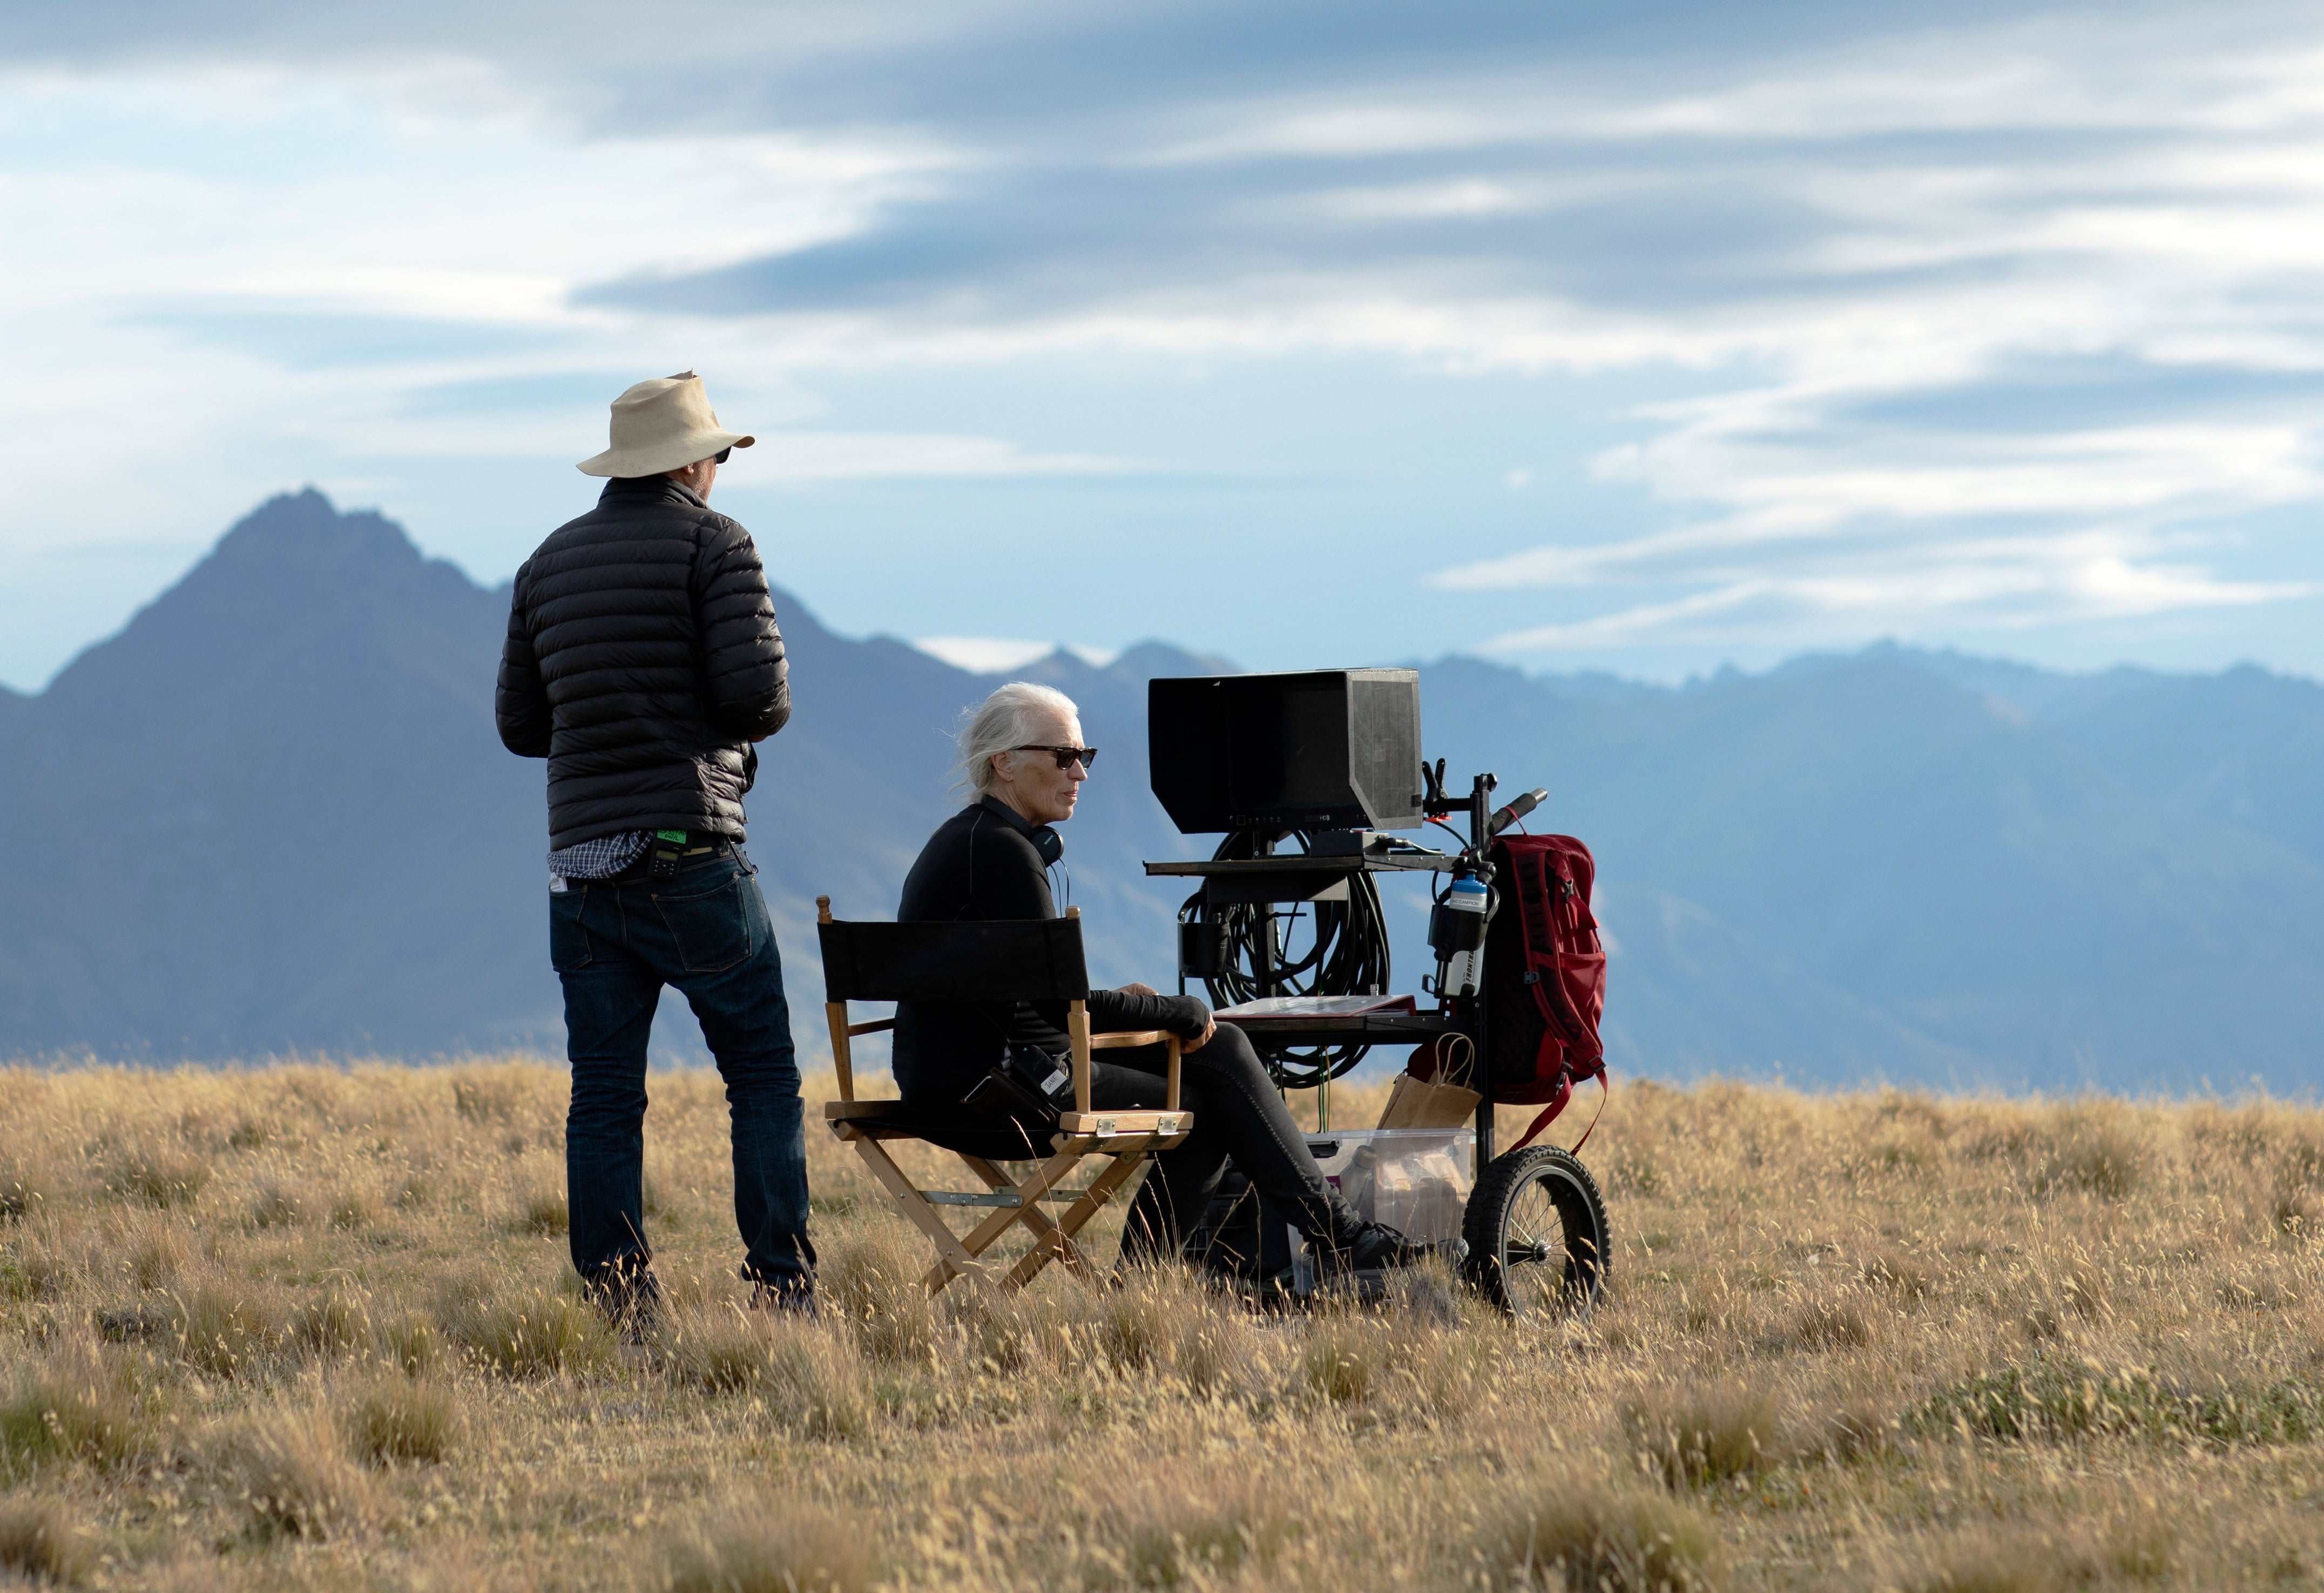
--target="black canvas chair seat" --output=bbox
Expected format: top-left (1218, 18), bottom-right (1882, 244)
top-left (822, 1103), bottom-right (1055, 1163)
top-left (816, 897), bottom-right (1190, 1296)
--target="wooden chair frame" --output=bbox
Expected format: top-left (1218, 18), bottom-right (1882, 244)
top-left (818, 897), bottom-right (1190, 1296)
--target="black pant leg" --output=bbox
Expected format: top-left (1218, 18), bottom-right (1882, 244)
top-left (1086, 1059), bottom-right (1238, 1263)
top-left (1090, 1025), bottom-right (1361, 1256)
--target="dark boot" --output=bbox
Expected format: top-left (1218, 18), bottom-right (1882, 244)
top-left (747, 1277), bottom-right (816, 1317)
top-left (1314, 1217), bottom-right (1436, 1273)
top-left (581, 1258), bottom-right (662, 1346)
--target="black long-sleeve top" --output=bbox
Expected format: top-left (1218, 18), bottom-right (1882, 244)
top-left (890, 798), bottom-right (1208, 1106)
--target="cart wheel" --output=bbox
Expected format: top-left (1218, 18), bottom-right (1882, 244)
top-left (1463, 1147), bottom-right (1610, 1318)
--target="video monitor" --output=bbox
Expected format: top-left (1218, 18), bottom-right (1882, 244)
top-left (1149, 668), bottom-right (1423, 833)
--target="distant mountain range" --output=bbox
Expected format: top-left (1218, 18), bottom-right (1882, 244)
top-left (3, 489), bottom-right (2319, 1094)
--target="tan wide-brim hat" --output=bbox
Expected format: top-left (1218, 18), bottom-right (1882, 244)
top-left (577, 370), bottom-right (756, 477)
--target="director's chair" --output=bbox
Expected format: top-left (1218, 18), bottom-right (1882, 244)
top-left (816, 898), bottom-right (1190, 1296)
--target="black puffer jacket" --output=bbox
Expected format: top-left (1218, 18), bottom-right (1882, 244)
top-left (496, 476), bottom-right (790, 849)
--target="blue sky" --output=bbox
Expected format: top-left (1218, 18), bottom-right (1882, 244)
top-left (4, 0), bottom-right (2323, 690)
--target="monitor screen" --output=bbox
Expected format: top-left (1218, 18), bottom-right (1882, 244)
top-left (1149, 669), bottom-right (1422, 833)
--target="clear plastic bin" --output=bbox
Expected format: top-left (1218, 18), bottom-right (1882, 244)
top-left (1303, 1128), bottom-right (1475, 1246)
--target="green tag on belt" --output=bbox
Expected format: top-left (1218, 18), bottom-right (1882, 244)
top-left (654, 829), bottom-right (687, 844)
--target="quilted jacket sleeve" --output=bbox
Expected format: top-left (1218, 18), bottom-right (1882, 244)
top-left (495, 571), bottom-right (553, 758)
top-left (693, 514), bottom-right (792, 741)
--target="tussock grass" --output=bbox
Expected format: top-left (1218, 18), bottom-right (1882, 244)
top-left (6, 1061), bottom-right (2324, 1588)
top-left (656, 1299), bottom-right (872, 1438)
top-left (512, 1183), bottom-right (569, 1237)
top-left (757, 1318), bottom-right (872, 1438)
top-left (247, 1180), bottom-right (303, 1231)
top-left (325, 1187), bottom-right (371, 1230)
top-left (391, 1169), bottom-right (432, 1211)
top-left (0, 1228), bottom-right (71, 1301)
top-left (1860, 1248), bottom-right (1933, 1298)
top-left (437, 1281), bottom-right (612, 1378)
top-left (0, 1345), bottom-right (156, 1477)
top-left (1913, 1351), bottom-right (2324, 1446)
top-left (0, 1496), bottom-right (93, 1586)
top-left (1090, 1266), bottom-right (1233, 1380)
top-left (1301, 1317), bottom-right (1381, 1406)
top-left (341, 1377), bottom-right (457, 1466)
top-left (104, 1149), bottom-right (210, 1210)
top-left (659, 1301), bottom-right (775, 1394)
top-left (1478, 1468), bottom-right (1725, 1590)
top-left (1773, 1291), bottom-right (1876, 1352)
top-left (655, 1500), bottom-right (877, 1593)
top-left (291, 1290), bottom-right (369, 1359)
top-left (205, 1407), bottom-right (374, 1541)
top-left (170, 1280), bottom-right (285, 1379)
top-left (1071, 1466), bottom-right (1294, 1589)
top-left (1626, 1382), bottom-right (1786, 1490)
top-left (0, 1163), bottom-right (48, 1223)
top-left (823, 1226), bottom-right (941, 1366)
top-left (1895, 1516), bottom-right (2181, 1592)
top-left (449, 1069), bottom-right (530, 1124)
top-left (223, 1114), bottom-right (274, 1152)
top-left (375, 1309), bottom-right (444, 1378)
top-left (124, 1219), bottom-right (185, 1293)
top-left (942, 1274), bottom-right (1044, 1373)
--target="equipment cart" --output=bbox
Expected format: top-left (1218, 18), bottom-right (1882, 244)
top-left (1143, 668), bottom-right (1611, 1318)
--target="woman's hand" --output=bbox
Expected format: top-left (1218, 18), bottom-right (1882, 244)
top-left (1118, 982), bottom-right (1215, 1051)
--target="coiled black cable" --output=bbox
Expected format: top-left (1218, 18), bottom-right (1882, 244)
top-left (1177, 829), bottom-right (1391, 1089)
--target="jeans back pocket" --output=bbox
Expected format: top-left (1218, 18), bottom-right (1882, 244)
top-left (652, 872), bottom-right (756, 973)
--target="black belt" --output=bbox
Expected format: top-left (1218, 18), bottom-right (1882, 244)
top-left (625, 833), bottom-right (735, 880)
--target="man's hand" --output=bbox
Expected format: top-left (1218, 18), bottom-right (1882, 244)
top-left (1119, 982), bottom-right (1158, 997)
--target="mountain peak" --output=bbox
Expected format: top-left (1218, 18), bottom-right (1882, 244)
top-left (208, 487), bottom-right (427, 579)
top-left (39, 487), bottom-right (492, 714)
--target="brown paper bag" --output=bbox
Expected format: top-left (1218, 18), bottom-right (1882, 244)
top-left (1376, 1069), bottom-right (1482, 1130)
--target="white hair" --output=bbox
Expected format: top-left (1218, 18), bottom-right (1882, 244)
top-left (954, 681), bottom-right (1080, 798)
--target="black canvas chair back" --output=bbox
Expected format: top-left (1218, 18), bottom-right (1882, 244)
top-left (819, 918), bottom-right (1089, 1005)
top-left (815, 896), bottom-right (1190, 1297)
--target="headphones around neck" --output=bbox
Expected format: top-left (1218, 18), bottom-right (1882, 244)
top-left (981, 796), bottom-right (1064, 866)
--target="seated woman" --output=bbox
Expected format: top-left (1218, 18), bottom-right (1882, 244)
top-left (892, 680), bottom-right (1428, 1272)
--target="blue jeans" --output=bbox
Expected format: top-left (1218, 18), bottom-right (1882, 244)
top-left (549, 844), bottom-right (814, 1299)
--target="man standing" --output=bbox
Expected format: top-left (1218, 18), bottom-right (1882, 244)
top-left (496, 371), bottom-right (813, 1321)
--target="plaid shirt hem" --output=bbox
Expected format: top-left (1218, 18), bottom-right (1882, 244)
top-left (548, 830), bottom-right (653, 880)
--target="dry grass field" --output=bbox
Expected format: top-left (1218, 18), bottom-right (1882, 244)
top-left (3, 1061), bottom-right (2323, 1591)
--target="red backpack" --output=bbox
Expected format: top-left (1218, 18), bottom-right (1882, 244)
top-left (1420, 833), bottom-right (1609, 1154)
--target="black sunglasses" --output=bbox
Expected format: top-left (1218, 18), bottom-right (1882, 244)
top-left (712, 446), bottom-right (732, 464)
top-left (1015, 744), bottom-right (1098, 770)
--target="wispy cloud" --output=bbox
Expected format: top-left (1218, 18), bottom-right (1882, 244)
top-left (1479, 541), bottom-right (2311, 654)
top-left (2, 0), bottom-right (2322, 687)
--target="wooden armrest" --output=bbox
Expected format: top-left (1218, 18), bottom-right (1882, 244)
top-left (1089, 1029), bottom-right (1165, 1049)
top-left (846, 1019), bottom-right (895, 1037)
top-left (1054, 1110), bottom-right (1192, 1151)
top-left (1058, 1110), bottom-right (1187, 1134)
top-left (824, 1099), bottom-right (908, 1119)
